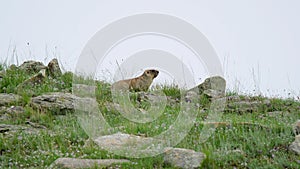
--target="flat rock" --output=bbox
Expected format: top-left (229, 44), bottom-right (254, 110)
top-left (5, 106), bottom-right (25, 114)
top-left (94, 132), bottom-right (152, 148)
top-left (0, 124), bottom-right (43, 135)
top-left (227, 95), bottom-right (251, 102)
top-left (94, 132), bottom-right (166, 158)
top-left (50, 158), bottom-right (131, 169)
top-left (0, 106), bottom-right (25, 120)
top-left (0, 93), bottom-right (21, 106)
top-left (226, 101), bottom-right (263, 113)
top-left (289, 135), bottom-right (300, 155)
top-left (0, 107), bottom-right (9, 120)
top-left (30, 92), bottom-right (76, 114)
top-left (163, 147), bottom-right (206, 169)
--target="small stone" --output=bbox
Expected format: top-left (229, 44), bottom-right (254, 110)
top-left (163, 147), bottom-right (206, 169)
top-left (267, 111), bottom-right (283, 117)
top-left (226, 149), bottom-right (245, 155)
top-left (263, 99), bottom-right (271, 106)
top-left (49, 158), bottom-right (131, 169)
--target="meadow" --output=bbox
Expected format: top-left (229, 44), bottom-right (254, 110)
top-left (0, 62), bottom-right (299, 168)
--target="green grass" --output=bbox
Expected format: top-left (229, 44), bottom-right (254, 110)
top-left (0, 64), bottom-right (300, 168)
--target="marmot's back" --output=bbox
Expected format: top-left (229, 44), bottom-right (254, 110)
top-left (111, 69), bottom-right (159, 92)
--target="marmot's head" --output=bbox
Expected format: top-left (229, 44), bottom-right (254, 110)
top-left (144, 69), bottom-right (159, 79)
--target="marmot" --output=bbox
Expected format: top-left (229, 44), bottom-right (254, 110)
top-left (112, 69), bottom-right (159, 92)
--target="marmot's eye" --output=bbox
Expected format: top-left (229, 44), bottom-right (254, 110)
top-left (146, 71), bottom-right (149, 74)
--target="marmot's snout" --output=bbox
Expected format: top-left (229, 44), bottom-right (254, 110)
top-left (152, 70), bottom-right (159, 78)
top-left (145, 69), bottom-right (159, 79)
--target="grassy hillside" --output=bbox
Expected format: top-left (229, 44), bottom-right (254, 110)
top-left (0, 63), bottom-right (299, 168)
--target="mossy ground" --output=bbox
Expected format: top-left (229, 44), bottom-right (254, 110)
top-left (0, 64), bottom-right (299, 168)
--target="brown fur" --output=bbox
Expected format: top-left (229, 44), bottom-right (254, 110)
top-left (112, 69), bottom-right (159, 92)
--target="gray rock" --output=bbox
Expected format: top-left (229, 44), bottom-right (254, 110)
top-left (184, 90), bottom-right (198, 103)
top-left (198, 76), bottom-right (226, 93)
top-left (0, 106), bottom-right (10, 121)
top-left (163, 147), bottom-right (206, 169)
top-left (226, 96), bottom-right (271, 113)
top-left (226, 95), bottom-right (250, 102)
top-left (0, 114), bottom-right (9, 121)
top-left (0, 125), bottom-right (10, 133)
top-left (294, 120), bottom-right (300, 135)
top-left (49, 158), bottom-right (131, 169)
top-left (0, 124), bottom-right (43, 135)
top-left (94, 132), bottom-right (166, 158)
top-left (94, 132), bottom-right (154, 149)
top-left (289, 135), bottom-right (300, 155)
top-left (94, 132), bottom-right (150, 147)
top-left (263, 99), bottom-right (271, 107)
top-left (5, 106), bottom-right (24, 114)
top-left (224, 149), bottom-right (245, 155)
top-left (226, 101), bottom-right (262, 113)
top-left (47, 58), bottom-right (62, 78)
top-left (189, 76), bottom-right (226, 98)
top-left (203, 89), bottom-right (225, 99)
top-left (0, 93), bottom-right (21, 106)
top-left (30, 92), bottom-right (76, 114)
top-left (25, 121), bottom-right (47, 129)
top-left (0, 106), bottom-right (7, 112)
top-left (18, 60), bottom-right (47, 74)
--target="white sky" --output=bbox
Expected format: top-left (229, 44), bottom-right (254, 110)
top-left (0, 0), bottom-right (300, 98)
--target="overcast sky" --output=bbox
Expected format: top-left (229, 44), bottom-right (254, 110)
top-left (0, 0), bottom-right (299, 98)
